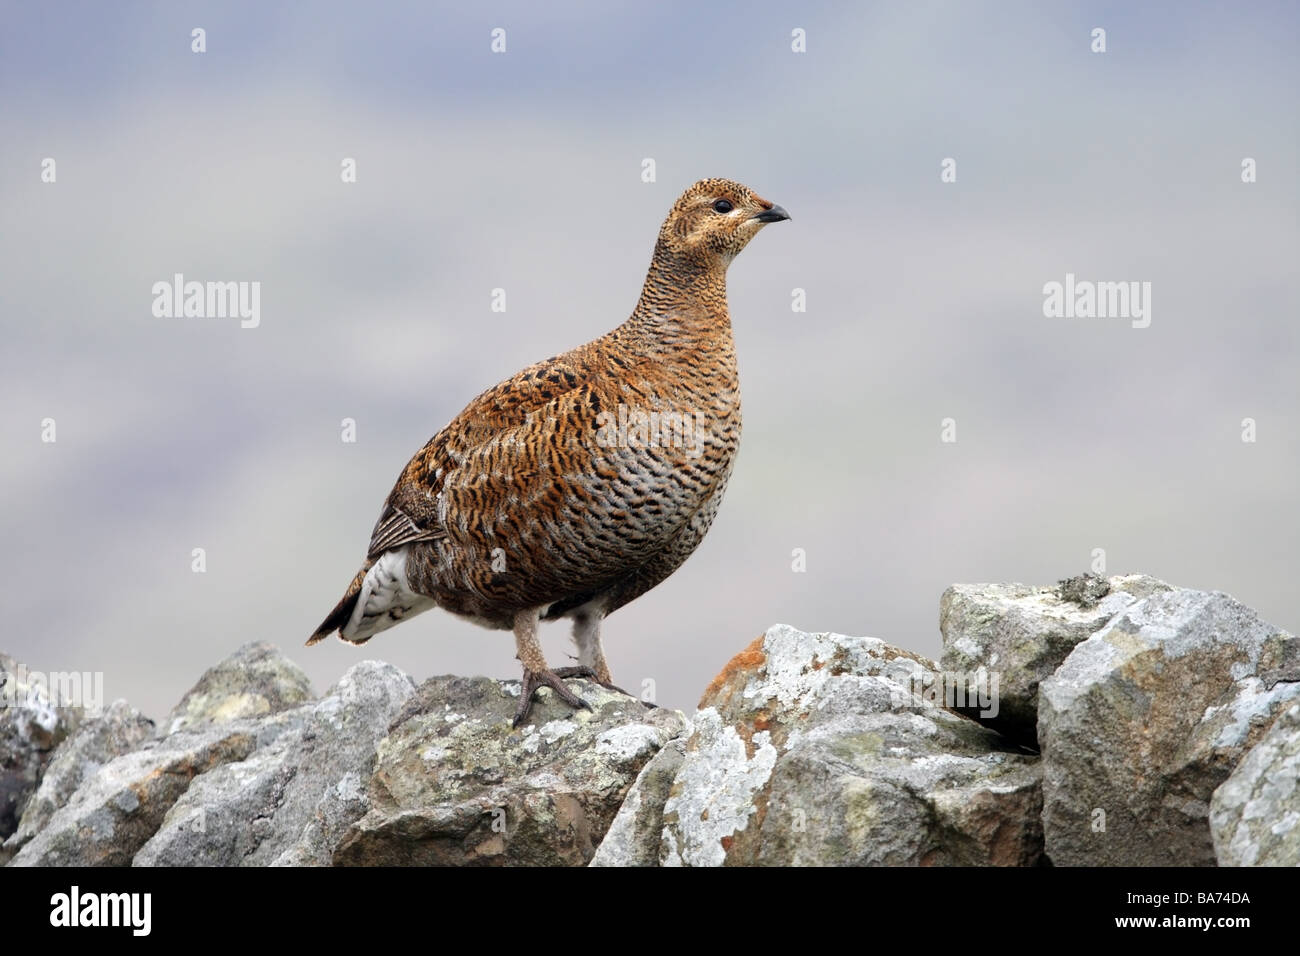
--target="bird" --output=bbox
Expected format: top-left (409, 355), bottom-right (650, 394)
top-left (308, 178), bottom-right (789, 725)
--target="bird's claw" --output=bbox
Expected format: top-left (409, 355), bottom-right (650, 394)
top-left (513, 667), bottom-right (595, 727)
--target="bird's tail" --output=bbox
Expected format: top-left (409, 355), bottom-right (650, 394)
top-left (306, 565), bottom-right (369, 646)
top-left (307, 548), bottom-right (437, 647)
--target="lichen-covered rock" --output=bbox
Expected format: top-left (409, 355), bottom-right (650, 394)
top-left (1211, 702), bottom-right (1300, 866)
top-left (333, 676), bottom-right (686, 866)
top-left (3, 699), bottom-right (154, 861)
top-left (268, 662), bottom-right (416, 866)
top-left (589, 736), bottom-right (687, 867)
top-left (650, 625), bottom-right (1042, 867)
top-left (1039, 589), bottom-right (1300, 866)
top-left (7, 722), bottom-right (270, 866)
top-left (164, 642), bottom-right (313, 735)
top-left (6, 641), bottom-right (324, 867)
top-left (12, 578), bottom-right (1295, 870)
top-left (940, 574), bottom-right (1171, 743)
top-left (134, 661), bottom-right (414, 866)
top-left (0, 654), bottom-right (83, 842)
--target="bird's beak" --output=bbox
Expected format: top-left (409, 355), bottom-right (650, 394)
top-left (751, 203), bottom-right (790, 223)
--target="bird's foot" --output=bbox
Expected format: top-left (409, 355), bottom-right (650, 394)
top-left (513, 666), bottom-right (596, 727)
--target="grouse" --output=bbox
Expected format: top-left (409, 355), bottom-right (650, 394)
top-left (309, 178), bottom-right (790, 725)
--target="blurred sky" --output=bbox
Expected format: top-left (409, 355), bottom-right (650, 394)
top-left (2, 1), bottom-right (1297, 721)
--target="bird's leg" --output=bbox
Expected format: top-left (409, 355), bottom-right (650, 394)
top-left (571, 609), bottom-right (613, 684)
top-left (512, 607), bottom-right (593, 727)
top-left (571, 611), bottom-right (654, 707)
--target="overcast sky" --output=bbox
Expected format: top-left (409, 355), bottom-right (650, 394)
top-left (2, 1), bottom-right (1296, 720)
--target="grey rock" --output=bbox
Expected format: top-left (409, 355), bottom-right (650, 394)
top-left (134, 661), bottom-right (414, 866)
top-left (130, 720), bottom-right (303, 867)
top-left (1211, 702), bottom-right (1300, 866)
top-left (164, 642), bottom-right (313, 735)
top-left (333, 675), bottom-right (686, 866)
top-left (1039, 588), bottom-right (1300, 866)
top-left (940, 574), bottom-right (1172, 743)
top-left (0, 653), bottom-right (83, 841)
top-left (651, 625), bottom-right (1043, 867)
top-left (3, 699), bottom-right (154, 861)
top-left (13, 575), bottom-right (1296, 870)
top-left (268, 662), bottom-right (416, 866)
top-left (7, 723), bottom-right (266, 866)
top-left (589, 736), bottom-right (687, 867)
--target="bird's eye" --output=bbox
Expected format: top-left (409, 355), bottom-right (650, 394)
top-left (712, 199), bottom-right (733, 214)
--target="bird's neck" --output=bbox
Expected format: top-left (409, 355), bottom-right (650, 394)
top-left (619, 248), bottom-right (732, 354)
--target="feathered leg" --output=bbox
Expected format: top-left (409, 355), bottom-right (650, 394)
top-left (570, 608), bottom-right (613, 684)
top-left (570, 609), bottom-right (651, 705)
top-left (512, 607), bottom-right (594, 726)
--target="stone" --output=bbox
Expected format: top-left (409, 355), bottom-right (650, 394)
top-left (164, 641), bottom-right (313, 735)
top-left (940, 573), bottom-right (1172, 743)
top-left (134, 661), bottom-right (414, 866)
top-left (7, 723), bottom-right (268, 866)
top-left (333, 675), bottom-right (686, 866)
top-left (1039, 588), bottom-right (1300, 866)
top-left (1211, 702), bottom-right (1300, 866)
top-left (0, 653), bottom-right (83, 841)
top-left (589, 736), bottom-right (687, 867)
top-left (642, 625), bottom-right (1043, 866)
top-left (3, 699), bottom-right (154, 861)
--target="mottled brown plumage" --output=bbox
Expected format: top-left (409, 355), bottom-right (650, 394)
top-left (309, 178), bottom-right (789, 723)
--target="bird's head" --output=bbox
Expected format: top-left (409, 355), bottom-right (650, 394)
top-left (655, 178), bottom-right (790, 271)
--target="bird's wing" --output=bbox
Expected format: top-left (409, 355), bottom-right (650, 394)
top-left (366, 504), bottom-right (443, 558)
top-left (434, 364), bottom-right (713, 606)
top-left (435, 389), bottom-right (636, 602)
top-left (364, 353), bottom-right (594, 560)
